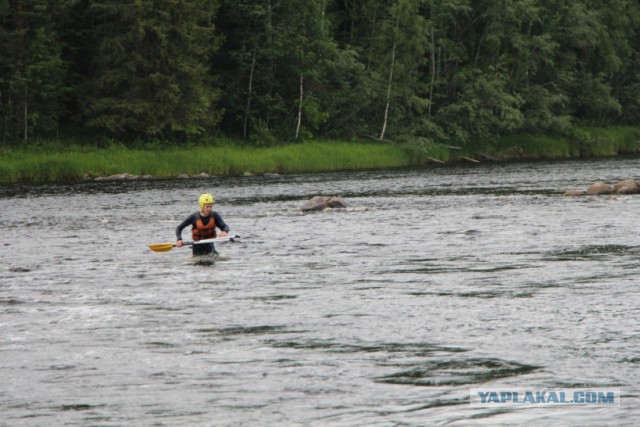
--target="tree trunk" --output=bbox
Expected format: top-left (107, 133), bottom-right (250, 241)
top-left (380, 10), bottom-right (400, 141)
top-left (243, 46), bottom-right (257, 139)
top-left (295, 74), bottom-right (303, 139)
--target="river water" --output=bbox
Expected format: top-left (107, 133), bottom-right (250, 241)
top-left (1, 158), bottom-right (639, 426)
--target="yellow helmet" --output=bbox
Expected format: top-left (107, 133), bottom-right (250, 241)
top-left (198, 193), bottom-right (215, 210)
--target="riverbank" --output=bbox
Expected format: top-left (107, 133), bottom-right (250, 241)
top-left (1, 126), bottom-right (640, 184)
top-left (0, 141), bottom-right (410, 184)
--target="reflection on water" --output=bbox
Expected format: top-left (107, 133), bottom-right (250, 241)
top-left (1, 158), bottom-right (640, 425)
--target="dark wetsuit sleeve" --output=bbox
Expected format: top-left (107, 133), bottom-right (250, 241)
top-left (176, 213), bottom-right (197, 240)
top-left (213, 212), bottom-right (230, 233)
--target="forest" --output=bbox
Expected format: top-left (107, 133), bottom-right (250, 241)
top-left (2, 0), bottom-right (640, 149)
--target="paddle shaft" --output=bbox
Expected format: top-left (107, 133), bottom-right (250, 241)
top-left (148, 235), bottom-right (240, 252)
top-left (184, 235), bottom-right (239, 246)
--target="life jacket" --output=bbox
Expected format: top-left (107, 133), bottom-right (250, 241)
top-left (192, 213), bottom-right (216, 241)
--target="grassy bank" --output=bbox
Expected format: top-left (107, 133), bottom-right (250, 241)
top-left (489, 126), bottom-right (640, 160)
top-left (0, 141), bottom-right (410, 184)
top-left (2, 126), bottom-right (640, 184)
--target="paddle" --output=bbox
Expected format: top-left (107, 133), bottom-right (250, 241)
top-left (148, 235), bottom-right (240, 252)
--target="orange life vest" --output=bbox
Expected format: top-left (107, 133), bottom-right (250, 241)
top-left (192, 214), bottom-right (216, 241)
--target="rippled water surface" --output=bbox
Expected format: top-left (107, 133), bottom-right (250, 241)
top-left (1, 158), bottom-right (640, 426)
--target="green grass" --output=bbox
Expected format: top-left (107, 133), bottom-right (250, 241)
top-left (493, 134), bottom-right (579, 159)
top-left (2, 127), bottom-right (640, 184)
top-left (478, 126), bottom-right (640, 160)
top-left (0, 140), bottom-right (410, 183)
top-left (576, 126), bottom-right (640, 156)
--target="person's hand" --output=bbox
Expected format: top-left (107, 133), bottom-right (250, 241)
top-left (219, 231), bottom-right (228, 237)
top-left (176, 240), bottom-right (183, 247)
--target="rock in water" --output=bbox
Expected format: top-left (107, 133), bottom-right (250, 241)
top-left (614, 179), bottom-right (640, 194)
top-left (299, 196), bottom-right (347, 212)
top-left (586, 182), bottom-right (613, 195)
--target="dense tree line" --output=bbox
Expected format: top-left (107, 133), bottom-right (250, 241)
top-left (2, 0), bottom-right (640, 146)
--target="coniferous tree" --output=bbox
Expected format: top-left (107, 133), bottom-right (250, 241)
top-left (2, 0), bottom-right (640, 145)
top-left (0, 0), bottom-right (70, 143)
top-left (81, 0), bottom-right (223, 138)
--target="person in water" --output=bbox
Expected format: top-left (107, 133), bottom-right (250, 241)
top-left (176, 193), bottom-right (230, 256)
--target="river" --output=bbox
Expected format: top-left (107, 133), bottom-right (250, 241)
top-left (1, 158), bottom-right (639, 426)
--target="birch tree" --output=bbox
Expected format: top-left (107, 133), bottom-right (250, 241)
top-left (217, 0), bottom-right (340, 142)
top-left (373, 0), bottom-right (428, 141)
top-left (379, 8), bottom-right (399, 140)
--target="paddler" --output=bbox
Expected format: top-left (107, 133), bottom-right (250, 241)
top-left (176, 193), bottom-right (230, 256)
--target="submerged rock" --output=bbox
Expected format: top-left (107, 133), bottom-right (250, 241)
top-left (299, 196), bottom-right (347, 212)
top-left (586, 182), bottom-right (614, 195)
top-left (563, 189), bottom-right (587, 197)
top-left (614, 179), bottom-right (640, 194)
top-left (564, 178), bottom-right (640, 196)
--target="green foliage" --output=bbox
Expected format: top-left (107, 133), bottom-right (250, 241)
top-left (0, 0), bottom-right (70, 143)
top-left (437, 71), bottom-right (525, 143)
top-left (216, 0), bottom-right (357, 142)
top-left (4, 0), bottom-right (640, 150)
top-left (80, 0), bottom-right (223, 138)
top-left (400, 136), bottom-right (453, 165)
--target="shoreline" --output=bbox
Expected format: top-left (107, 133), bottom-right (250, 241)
top-left (2, 126), bottom-right (640, 184)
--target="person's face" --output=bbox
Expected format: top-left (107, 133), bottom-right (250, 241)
top-left (202, 204), bottom-right (213, 213)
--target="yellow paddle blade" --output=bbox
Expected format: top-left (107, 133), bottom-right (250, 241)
top-left (148, 243), bottom-right (176, 252)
